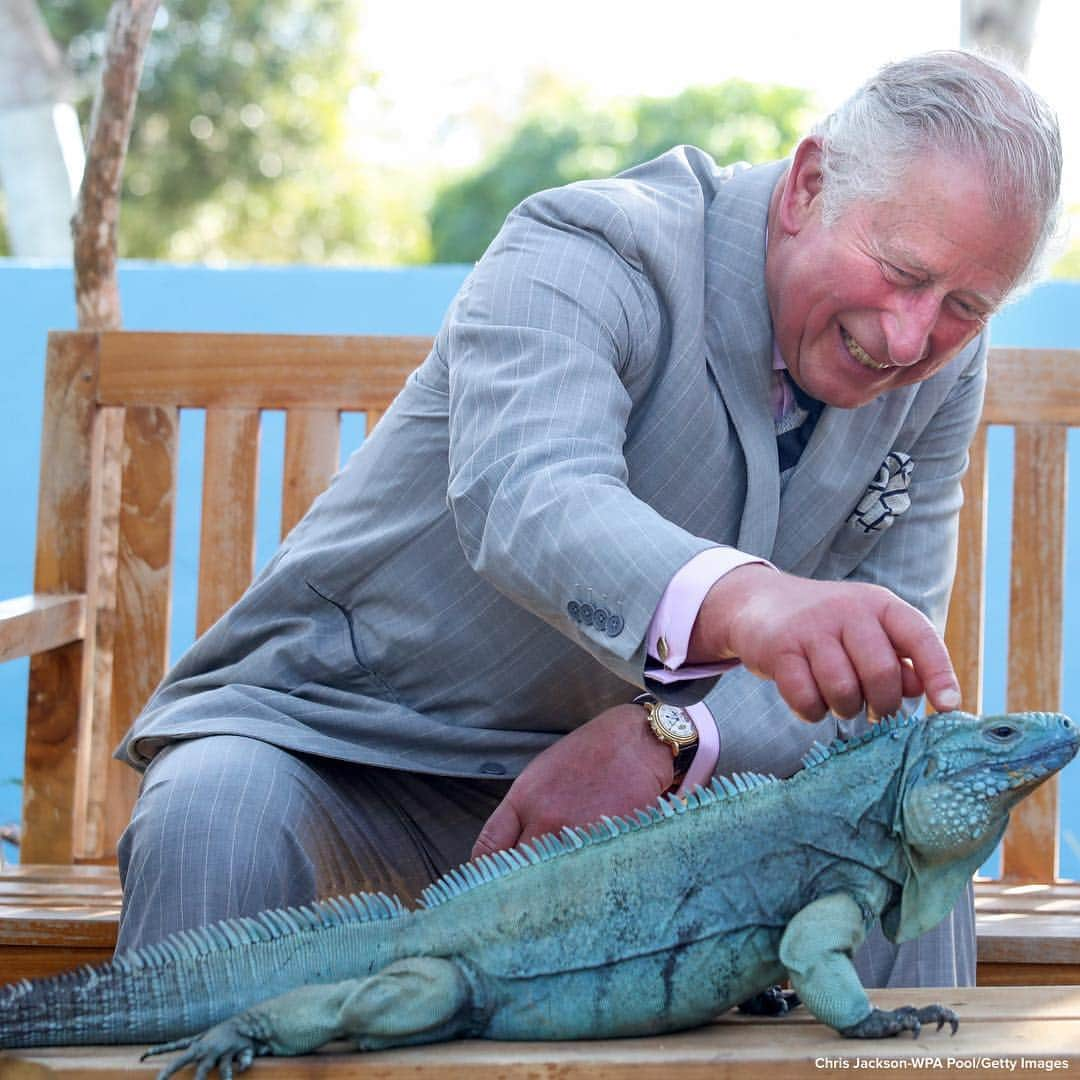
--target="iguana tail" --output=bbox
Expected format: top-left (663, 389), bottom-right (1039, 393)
top-left (0, 892), bottom-right (408, 1046)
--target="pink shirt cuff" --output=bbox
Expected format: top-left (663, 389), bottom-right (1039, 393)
top-left (677, 701), bottom-right (720, 795)
top-left (645, 547), bottom-right (774, 683)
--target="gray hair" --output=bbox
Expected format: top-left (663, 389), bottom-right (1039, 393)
top-left (814, 50), bottom-right (1063, 294)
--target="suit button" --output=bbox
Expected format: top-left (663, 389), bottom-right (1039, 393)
top-left (579, 603), bottom-right (594, 626)
top-left (606, 614), bottom-right (624, 637)
top-left (567, 600), bottom-right (580, 621)
top-left (593, 607), bottom-right (608, 631)
top-left (480, 762), bottom-right (506, 775)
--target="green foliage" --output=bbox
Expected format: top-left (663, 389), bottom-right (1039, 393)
top-left (23, 3), bottom-right (808, 265)
top-left (38, 0), bottom-right (430, 263)
top-left (429, 79), bottom-right (812, 264)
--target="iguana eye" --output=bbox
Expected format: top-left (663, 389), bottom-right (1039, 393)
top-left (986, 724), bottom-right (1017, 741)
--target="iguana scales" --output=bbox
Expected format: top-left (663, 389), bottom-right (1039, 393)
top-left (1, 709), bottom-right (1076, 1077)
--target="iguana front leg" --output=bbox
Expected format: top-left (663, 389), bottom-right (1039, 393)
top-left (778, 892), bottom-right (958, 1038)
top-left (144, 956), bottom-right (483, 1079)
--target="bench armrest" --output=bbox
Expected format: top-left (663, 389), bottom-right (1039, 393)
top-left (0, 593), bottom-right (87, 664)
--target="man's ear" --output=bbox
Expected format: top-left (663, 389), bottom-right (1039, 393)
top-left (777, 136), bottom-right (825, 235)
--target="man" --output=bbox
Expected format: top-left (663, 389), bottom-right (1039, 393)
top-left (115, 50), bottom-right (1062, 989)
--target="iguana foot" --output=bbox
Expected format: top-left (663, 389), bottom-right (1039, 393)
top-left (737, 986), bottom-right (802, 1016)
top-left (141, 1015), bottom-right (270, 1080)
top-left (840, 1005), bottom-right (959, 1039)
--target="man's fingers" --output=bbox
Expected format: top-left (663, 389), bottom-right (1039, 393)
top-left (881, 601), bottom-right (960, 713)
top-left (773, 651), bottom-right (828, 723)
top-left (900, 657), bottom-right (924, 701)
top-left (841, 621), bottom-right (903, 719)
top-left (805, 637), bottom-right (864, 719)
top-left (471, 799), bottom-right (522, 860)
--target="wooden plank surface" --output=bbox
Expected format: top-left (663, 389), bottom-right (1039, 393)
top-left (0, 945), bottom-right (116, 982)
top-left (74, 407), bottom-right (125, 861)
top-left (944, 424), bottom-right (987, 714)
top-left (3, 871), bottom-right (1075, 984)
top-left (977, 962), bottom-right (1080, 986)
top-left (0, 866), bottom-right (120, 979)
top-left (282, 409), bottom-right (339, 539)
top-left (0, 865), bottom-right (119, 883)
top-left (96, 332), bottom-right (431, 410)
top-left (976, 881), bottom-right (1080, 914)
top-left (5, 988), bottom-right (1080, 1079)
top-left (96, 405), bottom-right (179, 858)
top-left (976, 915), bottom-right (1080, 962)
top-left (21, 333), bottom-right (101, 865)
top-left (982, 348), bottom-right (1080, 424)
top-left (0, 595), bottom-right (87, 664)
top-left (197, 409), bottom-right (260, 635)
top-left (1002, 424), bottom-right (1067, 883)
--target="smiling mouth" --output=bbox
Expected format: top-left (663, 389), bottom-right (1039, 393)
top-left (841, 327), bottom-right (888, 371)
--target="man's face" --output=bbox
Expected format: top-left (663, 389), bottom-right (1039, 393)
top-left (766, 140), bottom-right (1038, 408)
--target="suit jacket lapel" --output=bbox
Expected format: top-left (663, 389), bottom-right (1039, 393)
top-left (771, 385), bottom-right (919, 573)
top-left (702, 160), bottom-right (788, 559)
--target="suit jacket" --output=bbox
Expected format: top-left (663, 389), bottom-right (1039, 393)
top-left (118, 147), bottom-right (986, 782)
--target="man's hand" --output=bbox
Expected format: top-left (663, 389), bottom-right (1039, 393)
top-left (687, 564), bottom-right (960, 723)
top-left (471, 704), bottom-right (673, 860)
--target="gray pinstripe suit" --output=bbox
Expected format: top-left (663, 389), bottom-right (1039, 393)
top-left (116, 148), bottom-right (984, 984)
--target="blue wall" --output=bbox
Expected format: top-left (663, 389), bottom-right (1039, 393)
top-left (1, 263), bottom-right (1078, 877)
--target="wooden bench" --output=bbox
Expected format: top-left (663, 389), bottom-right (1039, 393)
top-left (6, 987), bottom-right (1080, 1077)
top-left (949, 347), bottom-right (1080, 985)
top-left (0, 333), bottom-right (1077, 988)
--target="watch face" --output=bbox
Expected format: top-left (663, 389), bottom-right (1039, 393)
top-left (657, 704), bottom-right (696, 742)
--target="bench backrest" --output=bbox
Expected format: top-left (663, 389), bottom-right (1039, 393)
top-left (19, 333), bottom-right (1080, 884)
top-left (947, 346), bottom-right (1080, 883)
top-left (24, 331), bottom-right (430, 863)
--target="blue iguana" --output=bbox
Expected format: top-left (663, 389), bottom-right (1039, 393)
top-left (1, 709), bottom-right (1076, 1077)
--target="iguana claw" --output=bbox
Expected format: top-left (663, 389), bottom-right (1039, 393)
top-left (840, 1004), bottom-right (959, 1039)
top-left (141, 1018), bottom-right (267, 1080)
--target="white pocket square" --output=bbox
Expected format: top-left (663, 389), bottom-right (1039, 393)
top-left (848, 451), bottom-right (913, 534)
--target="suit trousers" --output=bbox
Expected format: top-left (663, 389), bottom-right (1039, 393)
top-left (116, 734), bottom-right (976, 989)
top-left (115, 734), bottom-right (511, 953)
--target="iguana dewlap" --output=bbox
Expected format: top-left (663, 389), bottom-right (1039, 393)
top-left (1, 710), bottom-right (1075, 1077)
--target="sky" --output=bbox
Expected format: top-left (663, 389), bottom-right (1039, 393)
top-left (353, 0), bottom-right (1079, 207)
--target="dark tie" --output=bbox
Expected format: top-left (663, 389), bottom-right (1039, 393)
top-left (776, 373), bottom-right (825, 474)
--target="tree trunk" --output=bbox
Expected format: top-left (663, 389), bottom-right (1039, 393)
top-left (961, 0), bottom-right (1041, 70)
top-left (0, 0), bottom-right (85, 258)
top-left (72, 0), bottom-right (160, 331)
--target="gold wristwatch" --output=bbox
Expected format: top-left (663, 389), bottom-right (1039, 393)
top-left (638, 694), bottom-right (699, 780)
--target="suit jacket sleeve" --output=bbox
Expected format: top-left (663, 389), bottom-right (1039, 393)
top-left (440, 182), bottom-right (720, 688)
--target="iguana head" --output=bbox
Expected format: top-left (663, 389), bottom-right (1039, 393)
top-left (900, 710), bottom-right (1078, 858)
top-left (881, 709), bottom-right (1077, 943)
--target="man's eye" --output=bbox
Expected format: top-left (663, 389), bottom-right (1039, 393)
top-left (884, 262), bottom-right (920, 284)
top-left (949, 297), bottom-right (988, 322)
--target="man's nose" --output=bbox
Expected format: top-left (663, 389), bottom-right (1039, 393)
top-left (884, 290), bottom-right (940, 367)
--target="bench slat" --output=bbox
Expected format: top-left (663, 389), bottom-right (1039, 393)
top-left (0, 594), bottom-right (87, 664)
top-left (282, 408), bottom-right (339, 539)
top-left (91, 405), bottom-right (179, 859)
top-left (7, 988), bottom-right (1080, 1077)
top-left (74, 405), bottom-right (126, 861)
top-left (97, 331), bottom-right (431, 410)
top-left (983, 347), bottom-right (1080, 424)
top-left (1003, 423), bottom-right (1067, 883)
top-left (21, 334), bottom-right (101, 865)
top-left (945, 423), bottom-right (988, 713)
top-left (197, 408), bottom-right (261, 636)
